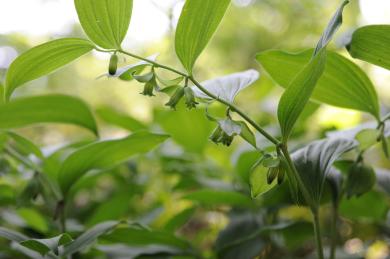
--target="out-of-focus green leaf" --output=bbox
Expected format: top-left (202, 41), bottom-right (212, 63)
top-left (235, 151), bottom-right (262, 184)
top-left (183, 189), bottom-right (253, 208)
top-left (5, 38), bottom-right (94, 100)
top-left (17, 208), bottom-right (49, 234)
top-left (175, 0), bottom-right (230, 73)
top-left (0, 227), bottom-right (28, 242)
top-left (355, 129), bottom-right (380, 151)
top-left (292, 138), bottom-right (357, 208)
top-left (339, 191), bottom-right (388, 221)
top-left (347, 25), bottom-right (390, 70)
top-left (58, 132), bottom-right (168, 195)
top-left (6, 132), bottom-right (43, 159)
top-left (0, 95), bottom-right (97, 135)
top-left (163, 207), bottom-right (196, 233)
top-left (277, 49), bottom-right (327, 140)
top-left (257, 50), bottom-right (380, 118)
top-left (20, 234), bottom-right (72, 256)
top-left (374, 168), bottom-right (390, 196)
top-left (155, 103), bottom-right (213, 153)
top-left (192, 70), bottom-right (259, 103)
top-left (102, 226), bottom-right (192, 252)
top-left (96, 106), bottom-right (147, 132)
top-left (74, 0), bottom-right (133, 49)
top-left (62, 221), bottom-right (119, 256)
top-left (345, 164), bottom-right (376, 198)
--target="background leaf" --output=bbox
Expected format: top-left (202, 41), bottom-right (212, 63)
top-left (257, 49), bottom-right (380, 118)
top-left (347, 25), bottom-right (390, 70)
top-left (5, 38), bottom-right (94, 100)
top-left (58, 132), bottom-right (168, 195)
top-left (183, 189), bottom-right (253, 208)
top-left (74, 0), bottom-right (133, 49)
top-left (175, 0), bottom-right (230, 73)
top-left (0, 95), bottom-right (97, 135)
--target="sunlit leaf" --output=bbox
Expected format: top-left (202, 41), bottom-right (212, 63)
top-left (0, 95), bottom-right (98, 135)
top-left (5, 38), bottom-right (94, 100)
top-left (347, 25), bottom-right (390, 70)
top-left (192, 70), bottom-right (259, 103)
top-left (355, 128), bottom-right (380, 151)
top-left (175, 0), bottom-right (230, 72)
top-left (96, 106), bottom-right (148, 132)
top-left (58, 132), bottom-right (169, 195)
top-left (74, 0), bottom-right (133, 49)
top-left (292, 138), bottom-right (357, 208)
top-left (257, 49), bottom-right (380, 118)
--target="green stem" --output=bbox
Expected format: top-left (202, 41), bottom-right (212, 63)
top-left (116, 49), bottom-right (280, 146)
top-left (329, 204), bottom-right (339, 259)
top-left (313, 209), bottom-right (325, 259)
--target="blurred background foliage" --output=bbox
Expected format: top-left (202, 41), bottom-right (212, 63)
top-left (0, 0), bottom-right (389, 258)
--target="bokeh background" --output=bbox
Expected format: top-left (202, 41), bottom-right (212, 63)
top-left (0, 0), bottom-right (389, 258)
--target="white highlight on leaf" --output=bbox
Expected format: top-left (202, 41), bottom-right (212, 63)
top-left (192, 69), bottom-right (260, 103)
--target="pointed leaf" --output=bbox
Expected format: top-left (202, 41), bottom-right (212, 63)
top-left (74, 0), bottom-right (133, 49)
top-left (5, 38), bottom-right (94, 100)
top-left (292, 138), bottom-right (357, 207)
top-left (257, 49), bottom-right (380, 118)
top-left (347, 25), bottom-right (390, 70)
top-left (62, 221), bottom-right (119, 256)
top-left (192, 70), bottom-right (259, 103)
top-left (58, 132), bottom-right (168, 194)
top-left (250, 159), bottom-right (277, 198)
top-left (0, 95), bottom-right (97, 135)
top-left (175, 0), bottom-right (230, 72)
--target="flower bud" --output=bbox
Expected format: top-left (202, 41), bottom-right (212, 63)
top-left (141, 80), bottom-right (156, 97)
top-left (267, 167), bottom-right (278, 184)
top-left (221, 132), bottom-right (234, 146)
top-left (108, 53), bottom-right (118, 75)
top-left (184, 87), bottom-right (198, 109)
top-left (210, 125), bottom-right (223, 144)
top-left (165, 87), bottom-right (185, 110)
top-left (277, 167), bottom-right (285, 185)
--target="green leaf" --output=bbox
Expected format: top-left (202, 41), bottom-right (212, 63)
top-left (355, 128), bottom-right (380, 151)
top-left (0, 95), bottom-right (98, 135)
top-left (292, 138), bottom-right (357, 208)
top-left (163, 207), bottom-right (196, 232)
top-left (96, 106), bottom-right (148, 132)
top-left (257, 49), bottom-right (380, 118)
top-left (277, 49), bottom-right (327, 140)
top-left (102, 226), bottom-right (192, 251)
top-left (345, 164), bottom-right (376, 198)
top-left (5, 38), bottom-right (94, 100)
top-left (347, 25), bottom-right (390, 70)
top-left (17, 208), bottom-right (49, 234)
top-left (58, 132), bottom-right (168, 195)
top-left (175, 0), bottom-right (230, 73)
top-left (183, 189), bottom-right (253, 208)
top-left (192, 70), bottom-right (259, 103)
top-left (0, 227), bottom-right (28, 243)
top-left (6, 132), bottom-right (43, 159)
top-left (20, 234), bottom-right (72, 256)
top-left (74, 0), bottom-right (133, 49)
top-left (62, 221), bottom-right (119, 256)
top-left (250, 159), bottom-right (277, 198)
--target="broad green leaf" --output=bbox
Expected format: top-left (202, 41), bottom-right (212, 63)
top-left (0, 95), bottom-right (97, 135)
top-left (5, 38), bottom-right (94, 100)
top-left (17, 208), bottom-right (49, 234)
top-left (0, 227), bottom-right (28, 243)
top-left (257, 50), bottom-right (380, 118)
top-left (58, 132), bottom-right (169, 195)
top-left (163, 207), bottom-right (196, 232)
top-left (347, 25), bottom-right (390, 70)
top-left (20, 234), bottom-right (72, 257)
top-left (96, 106), bottom-right (148, 132)
top-left (74, 0), bottom-right (133, 49)
top-left (345, 164), bottom-right (376, 198)
top-left (292, 138), bottom-right (357, 208)
top-left (102, 226), bottom-right (192, 251)
top-left (183, 189), bottom-right (253, 208)
top-left (250, 159), bottom-right (277, 198)
top-left (235, 151), bottom-right (262, 184)
top-left (277, 49), bottom-right (327, 140)
top-left (175, 0), bottom-right (230, 73)
top-left (62, 221), bottom-right (119, 256)
top-left (192, 70), bottom-right (259, 103)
